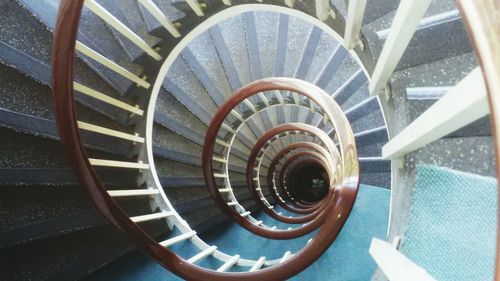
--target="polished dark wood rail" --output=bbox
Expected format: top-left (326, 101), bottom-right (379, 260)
top-left (456, 1), bottom-right (500, 279)
top-left (246, 126), bottom-right (334, 223)
top-left (52, 0), bottom-right (359, 278)
top-left (264, 143), bottom-right (331, 216)
top-left (277, 152), bottom-right (330, 207)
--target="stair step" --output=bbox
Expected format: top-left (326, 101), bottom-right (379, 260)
top-left (163, 77), bottom-right (214, 124)
top-left (0, 41), bottom-right (131, 126)
top-left (332, 69), bottom-right (368, 107)
top-left (345, 96), bottom-right (380, 124)
top-left (21, 0), bottom-right (143, 94)
top-left (95, 0), bottom-right (161, 62)
top-left (354, 126), bottom-right (388, 147)
top-left (0, 0), bottom-right (145, 107)
top-left (359, 157), bottom-right (391, 173)
top-left (0, 220), bottom-right (167, 280)
top-left (0, 167), bottom-right (137, 186)
top-left (315, 45), bottom-right (348, 89)
top-left (0, 185), bottom-right (153, 248)
top-left (348, 107), bottom-right (386, 134)
top-left (376, 10), bottom-right (471, 70)
top-left (181, 45), bottom-right (228, 106)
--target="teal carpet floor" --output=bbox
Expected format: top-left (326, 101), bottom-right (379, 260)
top-left (83, 184), bottom-right (390, 281)
top-left (401, 165), bottom-right (497, 281)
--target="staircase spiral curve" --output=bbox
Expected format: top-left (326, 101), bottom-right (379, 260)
top-left (52, 0), bottom-right (363, 279)
top-left (44, 0), bottom-right (499, 280)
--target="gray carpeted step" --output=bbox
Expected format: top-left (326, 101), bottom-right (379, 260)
top-left (0, 220), bottom-right (167, 281)
top-left (20, 0), bottom-right (145, 95)
top-left (362, 0), bottom-right (462, 62)
top-left (0, 128), bottom-right (136, 186)
top-left (333, 69), bottom-right (368, 108)
top-left (0, 1), bottom-right (134, 125)
top-left (350, 108), bottom-right (386, 134)
top-left (0, 64), bottom-right (139, 155)
top-left (354, 126), bottom-right (388, 156)
top-left (330, 0), bottom-right (398, 25)
top-left (0, 167), bottom-right (138, 187)
top-left (404, 86), bottom-right (491, 138)
top-left (322, 54), bottom-right (361, 96)
top-left (359, 157), bottom-right (391, 188)
top-left (152, 124), bottom-right (248, 174)
top-left (376, 10), bottom-right (472, 70)
top-left (361, 172), bottom-right (391, 188)
top-left (389, 52), bottom-right (477, 135)
top-left (405, 136), bottom-right (496, 178)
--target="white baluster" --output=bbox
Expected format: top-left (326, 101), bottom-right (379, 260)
top-left (138, 0), bottom-right (181, 38)
top-left (369, 0), bottom-right (432, 95)
top-left (84, 0), bottom-right (162, 60)
top-left (382, 68), bottom-right (487, 159)
top-left (344, 0), bottom-right (367, 50)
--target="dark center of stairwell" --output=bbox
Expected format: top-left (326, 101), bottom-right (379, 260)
top-left (289, 163), bottom-right (329, 203)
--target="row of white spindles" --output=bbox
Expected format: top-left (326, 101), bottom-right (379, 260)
top-left (74, 0), bottom-right (479, 277)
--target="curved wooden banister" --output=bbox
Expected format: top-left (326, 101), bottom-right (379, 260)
top-left (49, 1), bottom-right (498, 279)
top-left (53, 0), bottom-right (360, 279)
top-left (456, 1), bottom-right (500, 279)
top-left (260, 142), bottom-right (333, 220)
top-left (258, 149), bottom-right (331, 223)
top-left (267, 143), bottom-right (330, 214)
top-left (247, 126), bottom-right (337, 223)
top-left (203, 78), bottom-right (359, 240)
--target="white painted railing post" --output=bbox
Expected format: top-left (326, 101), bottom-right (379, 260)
top-left (369, 0), bottom-right (432, 96)
top-left (382, 68), bottom-right (488, 159)
top-left (75, 42), bottom-right (151, 89)
top-left (370, 238), bottom-right (437, 281)
top-left (138, 0), bottom-right (181, 38)
top-left (315, 0), bottom-right (331, 21)
top-left (73, 82), bottom-right (144, 115)
top-left (344, 0), bottom-right (367, 50)
top-left (185, 0), bottom-right (205, 16)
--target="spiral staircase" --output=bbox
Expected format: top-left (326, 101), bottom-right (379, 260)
top-left (0, 0), bottom-right (498, 280)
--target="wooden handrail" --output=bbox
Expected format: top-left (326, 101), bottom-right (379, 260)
top-left (263, 142), bottom-right (332, 217)
top-left (203, 78), bottom-right (360, 240)
top-left (49, 1), bottom-right (498, 279)
top-left (53, 1), bottom-right (359, 279)
top-left (256, 146), bottom-right (331, 224)
top-left (456, 1), bottom-right (500, 280)
top-left (267, 143), bottom-right (329, 214)
top-left (247, 127), bottom-right (336, 222)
